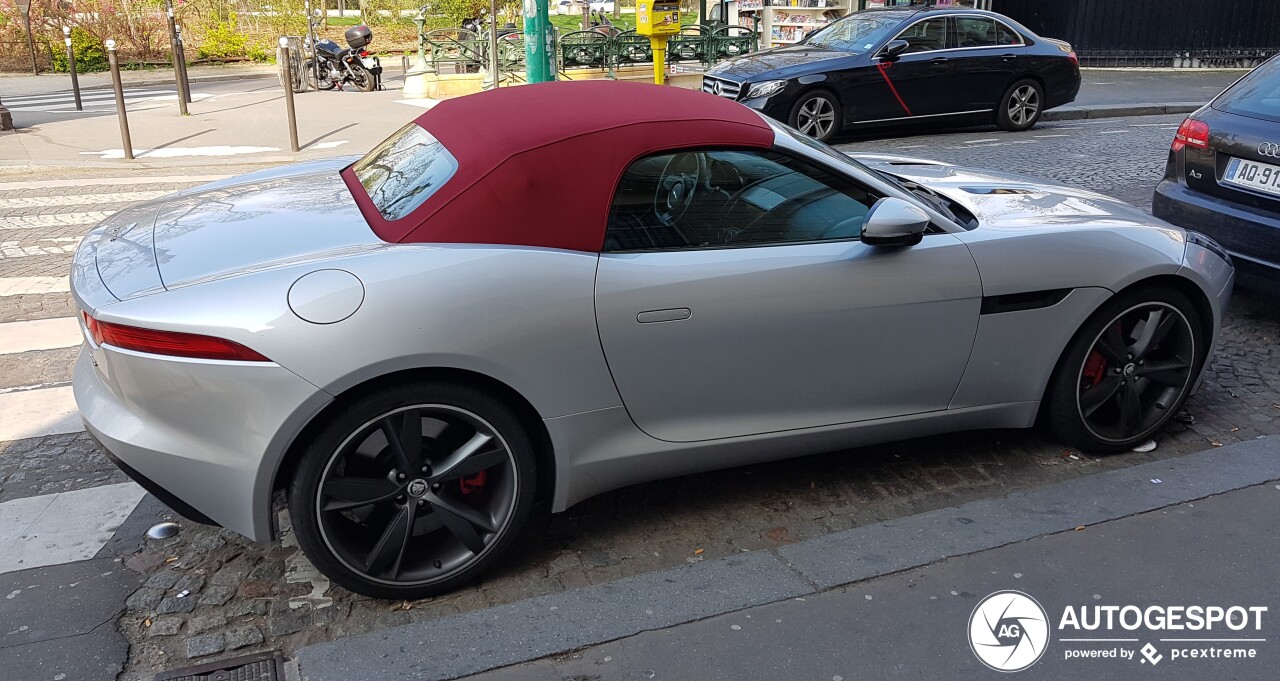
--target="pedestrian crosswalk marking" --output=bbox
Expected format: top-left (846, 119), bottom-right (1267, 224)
top-left (0, 385), bottom-right (82, 441)
top-left (0, 481), bottom-right (146, 574)
top-left (0, 277), bottom-right (70, 297)
top-left (2, 89), bottom-right (212, 114)
top-left (0, 191), bottom-right (171, 209)
top-left (0, 237), bottom-right (83, 259)
top-left (1, 88), bottom-right (174, 108)
top-left (0, 211), bottom-right (115, 230)
top-left (0, 175), bottom-right (226, 192)
top-left (0, 317), bottom-right (82, 355)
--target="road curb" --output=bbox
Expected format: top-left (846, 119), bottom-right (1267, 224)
top-left (294, 436), bottom-right (1279, 681)
top-left (1043, 102), bottom-right (1203, 121)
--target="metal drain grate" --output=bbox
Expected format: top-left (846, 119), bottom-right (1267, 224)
top-left (153, 650), bottom-right (284, 681)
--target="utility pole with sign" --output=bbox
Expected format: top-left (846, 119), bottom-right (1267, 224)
top-left (522, 0), bottom-right (553, 84)
top-left (16, 0), bottom-right (38, 75)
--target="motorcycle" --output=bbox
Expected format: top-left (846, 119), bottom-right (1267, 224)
top-left (305, 24), bottom-right (382, 93)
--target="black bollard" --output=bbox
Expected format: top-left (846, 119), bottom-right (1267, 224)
top-left (106, 40), bottom-right (134, 160)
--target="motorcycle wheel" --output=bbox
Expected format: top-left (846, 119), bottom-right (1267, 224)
top-left (306, 60), bottom-right (337, 91)
top-left (349, 62), bottom-right (377, 93)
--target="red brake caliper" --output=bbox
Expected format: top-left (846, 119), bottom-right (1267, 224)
top-left (1082, 350), bottom-right (1107, 388)
top-left (459, 470), bottom-right (488, 495)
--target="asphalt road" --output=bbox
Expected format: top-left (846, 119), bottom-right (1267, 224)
top-left (834, 113), bottom-right (1188, 207)
top-left (0, 115), bottom-right (1277, 681)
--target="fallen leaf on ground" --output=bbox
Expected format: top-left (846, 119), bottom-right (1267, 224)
top-left (693, 548), bottom-right (704, 555)
top-left (1075, 525), bottom-right (1086, 531)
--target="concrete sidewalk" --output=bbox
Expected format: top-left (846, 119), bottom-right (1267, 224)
top-left (293, 437), bottom-right (1280, 681)
top-left (467, 484), bottom-right (1278, 681)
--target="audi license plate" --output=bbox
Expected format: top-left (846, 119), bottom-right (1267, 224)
top-left (1223, 157), bottom-right (1280, 197)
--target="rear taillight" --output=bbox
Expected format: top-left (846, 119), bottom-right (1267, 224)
top-left (1068, 50), bottom-right (1079, 66)
top-left (1172, 118), bottom-right (1210, 152)
top-left (82, 312), bottom-right (269, 362)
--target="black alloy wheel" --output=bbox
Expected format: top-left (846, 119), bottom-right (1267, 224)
top-left (1046, 288), bottom-right (1205, 453)
top-left (996, 79), bottom-right (1043, 132)
top-left (289, 383), bottom-right (536, 599)
top-left (789, 90), bottom-right (839, 142)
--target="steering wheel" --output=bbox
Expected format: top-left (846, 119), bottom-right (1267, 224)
top-left (653, 152), bottom-right (709, 233)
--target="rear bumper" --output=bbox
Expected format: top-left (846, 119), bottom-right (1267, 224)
top-left (1154, 179), bottom-right (1280, 284)
top-left (73, 345), bottom-right (329, 541)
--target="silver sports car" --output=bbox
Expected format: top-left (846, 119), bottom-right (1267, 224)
top-left (72, 81), bottom-right (1233, 598)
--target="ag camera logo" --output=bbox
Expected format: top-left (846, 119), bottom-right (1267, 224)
top-left (969, 591), bottom-right (1050, 672)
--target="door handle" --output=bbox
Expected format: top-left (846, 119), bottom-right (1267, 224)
top-left (637, 308), bottom-right (691, 324)
top-left (1000, 53), bottom-right (1018, 62)
top-left (930, 57), bottom-right (950, 64)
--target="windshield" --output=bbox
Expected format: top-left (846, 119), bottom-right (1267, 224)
top-left (351, 123), bottom-right (459, 221)
top-left (805, 12), bottom-right (905, 53)
top-left (1212, 56), bottom-right (1280, 124)
top-left (778, 123), bottom-right (973, 228)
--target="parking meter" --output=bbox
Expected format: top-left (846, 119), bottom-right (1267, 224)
top-left (636, 0), bottom-right (680, 84)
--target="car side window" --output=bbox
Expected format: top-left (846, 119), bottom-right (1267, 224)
top-left (894, 18), bottom-right (948, 54)
top-left (605, 150), bottom-right (880, 252)
top-left (953, 17), bottom-right (998, 49)
top-left (993, 20), bottom-right (1024, 46)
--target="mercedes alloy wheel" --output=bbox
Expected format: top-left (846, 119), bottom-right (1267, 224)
top-left (996, 79), bottom-right (1043, 132)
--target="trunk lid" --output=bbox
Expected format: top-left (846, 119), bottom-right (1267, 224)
top-left (76, 158), bottom-right (382, 303)
top-left (1182, 108), bottom-right (1280, 217)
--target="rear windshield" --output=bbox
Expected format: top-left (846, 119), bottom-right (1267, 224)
top-left (352, 124), bottom-right (458, 221)
top-left (1213, 56), bottom-right (1280, 124)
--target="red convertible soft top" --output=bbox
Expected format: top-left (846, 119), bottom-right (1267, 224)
top-left (341, 80), bottom-right (775, 252)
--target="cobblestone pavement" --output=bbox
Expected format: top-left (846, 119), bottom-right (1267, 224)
top-left (0, 118), bottom-right (1277, 680)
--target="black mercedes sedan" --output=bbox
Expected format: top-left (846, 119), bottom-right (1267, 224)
top-left (703, 6), bottom-right (1080, 141)
top-left (1153, 54), bottom-right (1280, 293)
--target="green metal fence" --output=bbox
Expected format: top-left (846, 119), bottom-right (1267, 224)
top-left (421, 23), bottom-right (759, 84)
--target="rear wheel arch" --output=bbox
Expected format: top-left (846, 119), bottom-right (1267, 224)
top-left (271, 367), bottom-right (556, 530)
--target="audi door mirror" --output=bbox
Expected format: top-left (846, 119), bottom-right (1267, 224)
top-left (862, 197), bottom-right (929, 247)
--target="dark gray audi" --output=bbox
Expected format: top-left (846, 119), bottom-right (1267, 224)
top-left (703, 6), bottom-right (1080, 141)
top-left (1153, 53), bottom-right (1280, 293)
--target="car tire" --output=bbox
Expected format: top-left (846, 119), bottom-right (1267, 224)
top-left (788, 90), bottom-right (840, 142)
top-left (1044, 287), bottom-right (1206, 454)
top-left (995, 78), bottom-right (1044, 132)
top-left (288, 381), bottom-right (538, 599)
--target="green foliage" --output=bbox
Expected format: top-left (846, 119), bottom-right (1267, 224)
top-left (425, 0), bottom-right (490, 28)
top-left (197, 13), bottom-right (248, 58)
top-left (50, 27), bottom-right (109, 73)
top-left (246, 41), bottom-right (275, 62)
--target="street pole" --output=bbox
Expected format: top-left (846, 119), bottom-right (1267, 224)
top-left (163, 0), bottom-right (188, 114)
top-left (489, 0), bottom-right (499, 88)
top-left (523, 0), bottom-right (553, 83)
top-left (106, 41), bottom-right (134, 160)
top-left (279, 39), bottom-right (301, 153)
top-left (63, 27), bottom-right (82, 111)
top-left (175, 26), bottom-right (193, 104)
top-left (306, 0), bottom-right (321, 90)
top-left (17, 0), bottom-right (37, 75)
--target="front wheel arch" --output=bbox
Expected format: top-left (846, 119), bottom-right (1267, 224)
top-left (1037, 276), bottom-right (1215, 447)
top-left (787, 87), bottom-right (842, 142)
top-left (271, 367), bottom-right (556, 533)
